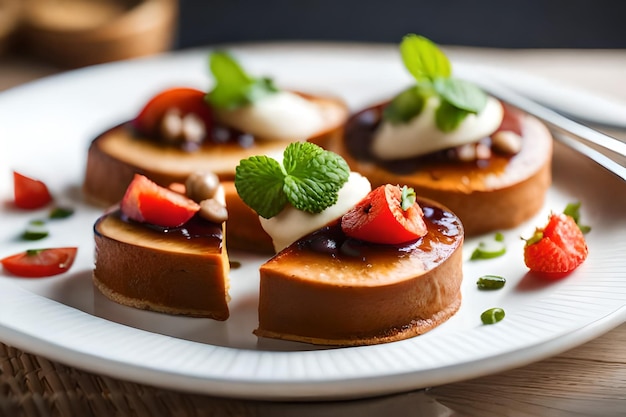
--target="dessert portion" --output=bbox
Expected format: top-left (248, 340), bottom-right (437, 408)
top-left (235, 143), bottom-right (464, 346)
top-left (93, 173), bottom-right (230, 319)
top-left (317, 35), bottom-right (552, 236)
top-left (83, 51), bottom-right (348, 208)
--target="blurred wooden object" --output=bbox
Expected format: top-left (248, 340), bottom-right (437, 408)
top-left (0, 0), bottom-right (21, 54)
top-left (18, 0), bottom-right (178, 68)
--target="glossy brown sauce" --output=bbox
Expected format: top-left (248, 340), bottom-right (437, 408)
top-left (128, 121), bottom-right (257, 152)
top-left (95, 209), bottom-right (222, 244)
top-left (297, 200), bottom-right (462, 270)
top-left (343, 102), bottom-right (519, 176)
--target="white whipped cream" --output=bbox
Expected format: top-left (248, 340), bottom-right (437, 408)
top-left (260, 172), bottom-right (371, 252)
top-left (215, 91), bottom-right (327, 141)
top-left (371, 96), bottom-right (504, 160)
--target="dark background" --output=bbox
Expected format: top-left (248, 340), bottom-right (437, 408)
top-left (176, 0), bottom-right (626, 49)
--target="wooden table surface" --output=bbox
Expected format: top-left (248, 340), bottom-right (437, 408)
top-left (1, 47), bottom-right (625, 417)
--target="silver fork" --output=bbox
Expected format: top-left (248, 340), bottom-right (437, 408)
top-left (473, 79), bottom-right (626, 182)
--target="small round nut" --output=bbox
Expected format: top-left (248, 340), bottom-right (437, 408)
top-left (160, 108), bottom-right (183, 142)
top-left (456, 143), bottom-right (477, 161)
top-left (185, 171), bottom-right (220, 203)
top-left (182, 113), bottom-right (206, 144)
top-left (199, 198), bottom-right (228, 223)
top-left (492, 130), bottom-right (522, 155)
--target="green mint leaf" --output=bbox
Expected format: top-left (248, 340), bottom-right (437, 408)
top-left (282, 142), bottom-right (350, 213)
top-left (394, 34), bottom-right (489, 132)
top-left (235, 143), bottom-right (350, 218)
top-left (563, 201), bottom-right (591, 234)
top-left (433, 77), bottom-right (487, 114)
top-left (435, 100), bottom-right (469, 132)
top-left (400, 34), bottom-right (451, 82)
top-left (206, 51), bottom-right (278, 109)
top-left (234, 155), bottom-right (287, 219)
top-left (400, 186), bottom-right (416, 211)
top-left (383, 86), bottom-right (427, 124)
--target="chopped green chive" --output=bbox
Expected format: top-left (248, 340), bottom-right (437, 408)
top-left (481, 308), bottom-right (505, 325)
top-left (470, 234), bottom-right (506, 260)
top-left (476, 275), bottom-right (506, 290)
top-left (22, 220), bottom-right (49, 241)
top-left (49, 206), bottom-right (75, 219)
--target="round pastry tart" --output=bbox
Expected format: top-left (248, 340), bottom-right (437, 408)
top-left (234, 143), bottom-right (464, 346)
top-left (315, 35), bottom-right (552, 236)
top-left (256, 195), bottom-right (463, 346)
top-left (93, 173), bottom-right (231, 319)
top-left (83, 52), bottom-right (348, 251)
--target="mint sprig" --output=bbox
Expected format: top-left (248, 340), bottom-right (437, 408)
top-left (235, 142), bottom-right (350, 218)
top-left (384, 34), bottom-right (487, 131)
top-left (206, 51), bottom-right (278, 110)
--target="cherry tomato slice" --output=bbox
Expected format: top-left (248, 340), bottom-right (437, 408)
top-left (132, 87), bottom-right (213, 137)
top-left (13, 171), bottom-right (53, 209)
top-left (120, 174), bottom-right (200, 227)
top-left (341, 184), bottom-right (428, 245)
top-left (1, 247), bottom-right (78, 278)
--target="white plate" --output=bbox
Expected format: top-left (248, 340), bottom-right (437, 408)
top-left (1, 43), bottom-right (625, 401)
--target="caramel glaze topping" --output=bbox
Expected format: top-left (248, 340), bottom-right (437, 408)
top-left (280, 199), bottom-right (462, 286)
top-left (130, 121), bottom-right (258, 152)
top-left (344, 103), bottom-right (517, 175)
top-left (94, 209), bottom-right (223, 253)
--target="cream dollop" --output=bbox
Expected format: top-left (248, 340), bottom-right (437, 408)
top-left (214, 91), bottom-right (328, 141)
top-left (260, 172), bottom-right (371, 252)
top-left (371, 96), bottom-right (504, 160)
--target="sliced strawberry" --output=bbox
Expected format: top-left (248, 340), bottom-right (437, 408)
top-left (341, 184), bottom-right (428, 245)
top-left (1, 247), bottom-right (77, 278)
top-left (121, 174), bottom-right (200, 227)
top-left (524, 213), bottom-right (588, 277)
top-left (132, 87), bottom-right (213, 138)
top-left (13, 171), bottom-right (53, 209)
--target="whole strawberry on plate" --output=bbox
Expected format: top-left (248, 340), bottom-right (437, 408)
top-left (523, 205), bottom-right (589, 277)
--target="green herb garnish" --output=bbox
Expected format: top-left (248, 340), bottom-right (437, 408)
top-left (470, 232), bottom-right (506, 260)
top-left (235, 142), bottom-right (350, 218)
top-left (476, 275), bottom-right (506, 290)
top-left (49, 206), bottom-right (74, 219)
top-left (400, 186), bottom-right (416, 211)
top-left (384, 34), bottom-right (487, 131)
top-left (563, 202), bottom-right (591, 234)
top-left (481, 307), bottom-right (505, 325)
top-left (22, 220), bottom-right (48, 241)
top-left (206, 51), bottom-right (279, 110)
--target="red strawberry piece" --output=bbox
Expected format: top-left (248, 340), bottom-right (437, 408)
top-left (341, 184), bottom-right (428, 245)
top-left (120, 174), bottom-right (200, 228)
top-left (13, 171), bottom-right (53, 209)
top-left (524, 213), bottom-right (588, 276)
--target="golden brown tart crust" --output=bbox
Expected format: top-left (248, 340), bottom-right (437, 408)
top-left (315, 105), bottom-right (552, 236)
top-left (93, 210), bottom-right (230, 320)
top-left (255, 198), bottom-right (464, 346)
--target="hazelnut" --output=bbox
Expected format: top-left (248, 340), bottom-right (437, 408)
top-left (492, 130), bottom-right (522, 155)
top-left (185, 171), bottom-right (220, 203)
top-left (160, 108), bottom-right (183, 142)
top-left (182, 113), bottom-right (206, 144)
top-left (199, 198), bottom-right (228, 223)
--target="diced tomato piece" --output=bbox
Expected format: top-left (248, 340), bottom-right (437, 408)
top-left (1, 247), bottom-right (77, 278)
top-left (13, 171), bottom-right (53, 209)
top-left (120, 174), bottom-right (200, 227)
top-left (132, 87), bottom-right (213, 137)
top-left (341, 184), bottom-right (428, 245)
